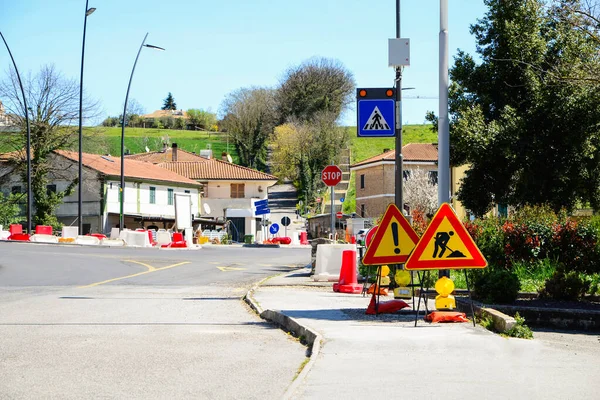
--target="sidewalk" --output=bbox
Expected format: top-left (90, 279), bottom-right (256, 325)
top-left (250, 268), bottom-right (600, 400)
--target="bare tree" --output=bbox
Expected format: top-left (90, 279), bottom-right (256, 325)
top-left (220, 87), bottom-right (276, 170)
top-left (0, 64), bottom-right (99, 228)
top-left (403, 168), bottom-right (438, 216)
top-left (276, 57), bottom-right (355, 124)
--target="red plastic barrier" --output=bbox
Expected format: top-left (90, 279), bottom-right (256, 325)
top-left (8, 233), bottom-right (30, 241)
top-left (161, 241), bottom-right (187, 248)
top-left (172, 232), bottom-right (184, 242)
top-left (9, 224), bottom-right (22, 235)
top-left (272, 237), bottom-right (291, 245)
top-left (300, 231), bottom-right (309, 245)
top-left (147, 230), bottom-right (154, 245)
top-left (87, 233), bottom-right (107, 240)
top-left (35, 225), bottom-right (52, 235)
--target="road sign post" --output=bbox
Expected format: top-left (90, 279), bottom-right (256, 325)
top-left (322, 165), bottom-right (343, 240)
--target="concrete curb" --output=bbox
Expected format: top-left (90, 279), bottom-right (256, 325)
top-left (243, 276), bottom-right (323, 400)
top-left (456, 297), bottom-right (516, 332)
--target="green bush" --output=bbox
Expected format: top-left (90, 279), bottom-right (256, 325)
top-left (539, 269), bottom-right (591, 300)
top-left (472, 269), bottom-right (520, 304)
top-left (505, 312), bottom-right (533, 339)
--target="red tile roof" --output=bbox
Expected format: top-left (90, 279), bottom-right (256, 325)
top-left (125, 148), bottom-right (207, 163)
top-left (141, 109), bottom-right (188, 119)
top-left (351, 143), bottom-right (438, 168)
top-left (54, 150), bottom-right (201, 187)
top-left (158, 160), bottom-right (278, 181)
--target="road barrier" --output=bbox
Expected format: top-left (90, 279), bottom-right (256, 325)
top-left (313, 243), bottom-right (357, 282)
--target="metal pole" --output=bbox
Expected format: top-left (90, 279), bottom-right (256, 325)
top-left (439, 0), bottom-right (450, 278)
top-left (394, 0), bottom-right (403, 211)
top-left (78, 1), bottom-right (95, 235)
top-left (120, 33), bottom-right (148, 231)
top-left (330, 184), bottom-right (335, 240)
top-left (1, 32), bottom-right (31, 234)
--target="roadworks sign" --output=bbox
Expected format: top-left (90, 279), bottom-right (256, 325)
top-left (405, 203), bottom-right (487, 270)
top-left (362, 204), bottom-right (420, 265)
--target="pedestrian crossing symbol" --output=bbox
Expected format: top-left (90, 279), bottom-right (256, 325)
top-left (357, 99), bottom-right (395, 137)
top-left (363, 106), bottom-right (390, 130)
top-left (405, 203), bottom-right (487, 270)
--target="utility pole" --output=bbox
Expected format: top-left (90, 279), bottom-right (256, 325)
top-left (394, 0), bottom-right (403, 212)
top-left (439, 0), bottom-right (450, 278)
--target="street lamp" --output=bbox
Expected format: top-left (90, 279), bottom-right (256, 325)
top-left (1, 31), bottom-right (32, 234)
top-left (119, 33), bottom-right (164, 231)
top-left (78, 1), bottom-right (95, 235)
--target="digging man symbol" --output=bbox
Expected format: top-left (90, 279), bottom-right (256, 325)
top-left (432, 231), bottom-right (467, 258)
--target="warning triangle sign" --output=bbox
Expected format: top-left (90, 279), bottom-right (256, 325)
top-left (363, 106), bottom-right (390, 130)
top-left (405, 203), bottom-right (487, 270)
top-left (362, 204), bottom-right (420, 265)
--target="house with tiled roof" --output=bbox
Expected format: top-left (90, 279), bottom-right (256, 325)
top-left (350, 143), bottom-right (473, 220)
top-left (126, 143), bottom-right (278, 242)
top-left (349, 143), bottom-right (440, 219)
top-left (0, 149), bottom-right (201, 234)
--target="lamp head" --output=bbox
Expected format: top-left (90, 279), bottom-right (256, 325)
top-left (144, 44), bottom-right (166, 51)
top-left (86, 7), bottom-right (96, 16)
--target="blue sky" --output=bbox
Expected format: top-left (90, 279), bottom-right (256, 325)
top-left (1, 0), bottom-right (487, 126)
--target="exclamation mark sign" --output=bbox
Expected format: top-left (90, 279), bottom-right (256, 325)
top-left (391, 222), bottom-right (400, 254)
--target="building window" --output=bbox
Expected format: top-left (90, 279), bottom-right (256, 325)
top-left (360, 174), bottom-right (365, 189)
top-left (11, 186), bottom-right (21, 194)
top-left (149, 187), bottom-right (156, 204)
top-left (46, 184), bottom-right (57, 195)
top-left (184, 190), bottom-right (190, 194)
top-left (230, 183), bottom-right (245, 198)
top-left (429, 171), bottom-right (438, 185)
top-left (360, 204), bottom-right (366, 218)
top-left (168, 188), bottom-right (174, 205)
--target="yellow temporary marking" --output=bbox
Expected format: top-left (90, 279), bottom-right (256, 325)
top-left (217, 266), bottom-right (246, 272)
top-left (124, 260), bottom-right (156, 271)
top-left (79, 261), bottom-right (190, 288)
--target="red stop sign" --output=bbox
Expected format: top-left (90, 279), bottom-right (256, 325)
top-left (322, 165), bottom-right (343, 186)
top-left (336, 211), bottom-right (343, 219)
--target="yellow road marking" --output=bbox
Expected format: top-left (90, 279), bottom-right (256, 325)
top-left (79, 261), bottom-right (190, 288)
top-left (217, 266), bottom-right (246, 272)
top-left (124, 260), bottom-right (156, 271)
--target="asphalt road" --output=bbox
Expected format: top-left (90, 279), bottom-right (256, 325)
top-left (0, 242), bottom-right (311, 399)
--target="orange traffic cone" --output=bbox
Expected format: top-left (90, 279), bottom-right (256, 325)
top-left (333, 250), bottom-right (362, 294)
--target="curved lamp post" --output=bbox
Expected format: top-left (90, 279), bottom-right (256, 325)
top-left (78, 1), bottom-right (96, 234)
top-left (119, 33), bottom-right (164, 231)
top-left (1, 31), bottom-right (32, 234)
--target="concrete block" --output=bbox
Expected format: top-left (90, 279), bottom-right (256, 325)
top-left (75, 235), bottom-right (100, 246)
top-left (100, 238), bottom-right (125, 247)
top-left (30, 234), bottom-right (59, 244)
top-left (124, 230), bottom-right (150, 247)
top-left (110, 227), bottom-right (120, 239)
top-left (156, 230), bottom-right (171, 246)
top-left (0, 230), bottom-right (9, 240)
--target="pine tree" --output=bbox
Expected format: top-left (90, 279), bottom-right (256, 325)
top-left (161, 92), bottom-right (177, 110)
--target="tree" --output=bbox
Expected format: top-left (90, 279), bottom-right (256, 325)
top-left (186, 108), bottom-right (217, 130)
top-left (220, 87), bottom-right (276, 169)
top-left (271, 112), bottom-right (350, 202)
top-left (276, 57), bottom-right (355, 123)
top-left (0, 192), bottom-right (21, 227)
top-left (162, 92), bottom-right (177, 110)
top-left (428, 0), bottom-right (600, 216)
top-left (0, 64), bottom-right (99, 229)
top-left (403, 168), bottom-right (438, 216)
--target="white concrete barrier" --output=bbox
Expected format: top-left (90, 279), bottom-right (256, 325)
top-left (75, 235), bottom-right (100, 246)
top-left (100, 238), bottom-right (125, 247)
top-left (156, 229), bottom-right (171, 246)
top-left (30, 234), bottom-right (59, 244)
top-left (61, 226), bottom-right (78, 238)
top-left (291, 231), bottom-right (300, 245)
top-left (0, 230), bottom-right (9, 240)
top-left (123, 230), bottom-right (150, 247)
top-left (313, 243), bottom-right (357, 282)
top-left (110, 227), bottom-right (120, 239)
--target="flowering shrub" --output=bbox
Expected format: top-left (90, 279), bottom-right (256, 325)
top-left (411, 209), bottom-right (429, 237)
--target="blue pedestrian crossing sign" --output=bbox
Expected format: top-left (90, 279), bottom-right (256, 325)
top-left (356, 88), bottom-right (396, 138)
top-left (358, 99), bottom-right (395, 137)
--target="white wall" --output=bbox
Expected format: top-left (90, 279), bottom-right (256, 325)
top-left (104, 180), bottom-right (199, 219)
